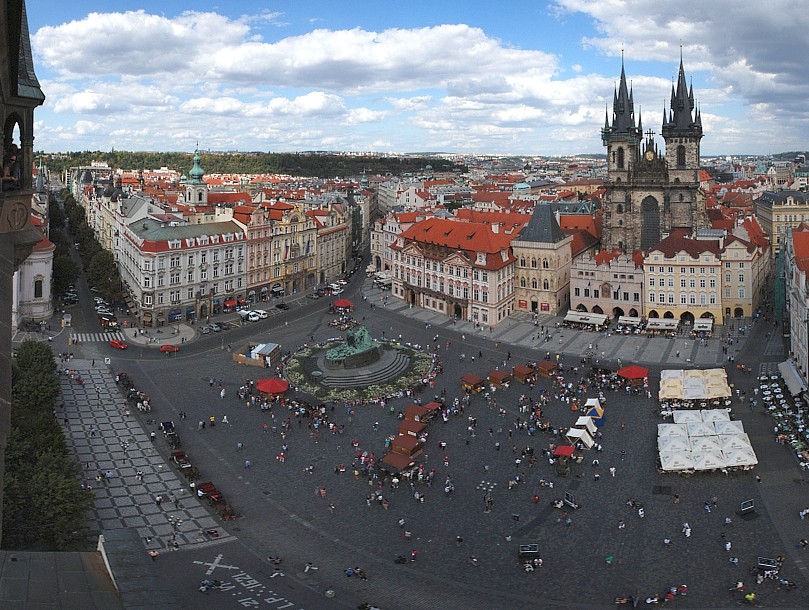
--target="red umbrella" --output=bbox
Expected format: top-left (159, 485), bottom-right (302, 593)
top-left (256, 378), bottom-right (290, 394)
top-left (553, 445), bottom-right (575, 457)
top-left (617, 365), bottom-right (649, 380)
top-left (333, 299), bottom-right (353, 309)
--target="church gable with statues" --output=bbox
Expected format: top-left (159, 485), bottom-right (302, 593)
top-left (600, 57), bottom-right (709, 253)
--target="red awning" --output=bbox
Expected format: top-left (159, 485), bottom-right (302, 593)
top-left (553, 445), bottom-right (575, 457)
top-left (333, 299), bottom-right (353, 309)
top-left (617, 365), bottom-right (649, 380)
top-left (223, 299), bottom-right (237, 307)
top-left (256, 378), bottom-right (290, 394)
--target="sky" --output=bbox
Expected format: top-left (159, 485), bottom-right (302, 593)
top-left (23, 0), bottom-right (809, 157)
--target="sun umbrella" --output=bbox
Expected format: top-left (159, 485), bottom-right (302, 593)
top-left (617, 365), bottom-right (649, 379)
top-left (256, 378), bottom-right (290, 394)
top-left (333, 299), bottom-right (353, 309)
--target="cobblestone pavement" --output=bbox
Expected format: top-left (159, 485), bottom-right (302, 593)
top-left (46, 275), bottom-right (809, 609)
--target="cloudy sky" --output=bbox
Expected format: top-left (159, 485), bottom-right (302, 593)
top-left (26, 0), bottom-right (809, 156)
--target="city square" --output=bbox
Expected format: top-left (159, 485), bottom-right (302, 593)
top-left (54, 276), bottom-right (809, 609)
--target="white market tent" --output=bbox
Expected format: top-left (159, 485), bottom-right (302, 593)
top-left (693, 319), bottom-right (714, 332)
top-left (566, 427), bottom-right (594, 448)
top-left (657, 435), bottom-right (691, 452)
top-left (692, 451), bottom-right (728, 471)
top-left (658, 368), bottom-right (732, 401)
top-left (686, 421), bottom-right (718, 437)
top-left (659, 450), bottom-right (696, 471)
top-left (713, 420), bottom-right (745, 435)
top-left (658, 409), bottom-right (758, 471)
top-left (658, 423), bottom-right (689, 437)
top-left (672, 410), bottom-right (703, 424)
top-left (574, 416), bottom-right (597, 436)
top-left (584, 398), bottom-right (602, 410)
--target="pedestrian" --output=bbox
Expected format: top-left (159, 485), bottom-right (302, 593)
top-left (725, 541), bottom-right (732, 552)
top-left (222, 415), bottom-right (229, 424)
top-left (244, 459), bottom-right (251, 468)
top-left (673, 494), bottom-right (680, 504)
top-left (756, 475), bottom-right (762, 483)
top-left (617, 520), bottom-right (625, 529)
top-left (638, 507), bottom-right (645, 519)
top-left (609, 467), bottom-right (616, 477)
top-left (620, 450), bottom-right (626, 461)
top-left (704, 501), bottom-right (712, 513)
top-left (155, 495), bottom-right (163, 507)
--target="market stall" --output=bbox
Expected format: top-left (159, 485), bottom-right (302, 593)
top-left (399, 419), bottom-right (427, 438)
top-left (658, 368), bottom-right (732, 408)
top-left (563, 311), bottom-right (609, 330)
top-left (404, 403), bottom-right (430, 422)
top-left (574, 416), bottom-right (597, 437)
top-left (391, 434), bottom-right (423, 458)
top-left (461, 373), bottom-right (485, 393)
top-left (566, 427), bottom-right (594, 449)
top-left (488, 370), bottom-right (511, 387)
top-left (537, 360), bottom-right (558, 378)
top-left (512, 364), bottom-right (536, 385)
top-left (584, 398), bottom-right (605, 427)
top-left (381, 451), bottom-right (417, 475)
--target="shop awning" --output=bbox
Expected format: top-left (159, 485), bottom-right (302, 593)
top-left (224, 299), bottom-right (237, 307)
top-left (564, 311), bottom-right (608, 326)
top-left (646, 318), bottom-right (679, 330)
top-left (693, 319), bottom-right (714, 331)
top-left (778, 360), bottom-right (808, 397)
top-left (617, 316), bottom-right (642, 326)
top-left (333, 299), bottom-right (353, 309)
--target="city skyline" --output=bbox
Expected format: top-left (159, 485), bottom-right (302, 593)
top-left (26, 0), bottom-right (809, 157)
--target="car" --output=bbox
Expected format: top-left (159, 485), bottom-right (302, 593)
top-left (316, 288), bottom-right (328, 297)
top-left (276, 302), bottom-right (289, 310)
top-left (209, 323), bottom-right (222, 332)
top-left (331, 288), bottom-right (344, 295)
top-left (247, 311), bottom-right (261, 322)
top-left (159, 344), bottom-right (180, 353)
top-left (108, 339), bottom-right (128, 350)
top-left (254, 309), bottom-right (269, 319)
top-left (96, 309), bottom-right (113, 316)
top-left (200, 325), bottom-right (211, 334)
top-left (336, 279), bottom-right (348, 286)
top-left (306, 293), bottom-right (320, 300)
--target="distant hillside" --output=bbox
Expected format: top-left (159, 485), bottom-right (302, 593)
top-left (39, 151), bottom-right (467, 179)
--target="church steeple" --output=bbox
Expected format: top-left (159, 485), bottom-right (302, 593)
top-left (185, 146), bottom-right (208, 205)
top-left (188, 147), bottom-right (205, 185)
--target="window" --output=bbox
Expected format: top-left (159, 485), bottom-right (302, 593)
top-left (700, 279), bottom-right (706, 288)
top-left (144, 294), bottom-right (152, 305)
top-left (689, 279), bottom-right (695, 288)
top-left (520, 277), bottom-right (526, 288)
top-left (689, 294), bottom-right (696, 304)
top-left (574, 287), bottom-right (580, 297)
top-left (543, 279), bottom-right (549, 290)
top-left (738, 273), bottom-right (745, 283)
top-left (739, 288), bottom-right (745, 298)
top-left (531, 278), bottom-right (538, 289)
top-left (649, 277), bottom-right (655, 287)
top-left (680, 294), bottom-right (686, 304)
top-left (659, 278), bottom-right (665, 287)
top-left (531, 259), bottom-right (537, 268)
top-left (187, 287), bottom-right (194, 300)
top-left (632, 292), bottom-right (639, 302)
top-left (725, 274), bottom-right (731, 283)
top-left (700, 294), bottom-right (706, 305)
top-left (542, 259), bottom-right (549, 269)
top-left (680, 278), bottom-right (686, 288)
top-left (34, 278), bottom-right (43, 298)
top-left (649, 293), bottom-right (655, 302)
top-left (709, 279), bottom-right (716, 288)
top-left (584, 288), bottom-right (590, 298)
top-left (739, 262), bottom-right (745, 269)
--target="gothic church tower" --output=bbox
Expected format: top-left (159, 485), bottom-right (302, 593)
top-left (600, 57), bottom-right (708, 252)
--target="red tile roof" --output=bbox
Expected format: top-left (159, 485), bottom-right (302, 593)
top-left (792, 229), bottom-right (809, 273)
top-left (648, 231), bottom-right (722, 259)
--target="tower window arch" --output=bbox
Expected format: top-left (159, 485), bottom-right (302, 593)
top-left (531, 258), bottom-right (537, 268)
top-left (542, 259), bottom-right (549, 269)
top-left (520, 277), bottom-right (526, 288)
top-left (531, 278), bottom-right (538, 289)
top-left (616, 204), bottom-right (624, 214)
top-left (34, 278), bottom-right (43, 298)
top-left (542, 279), bottom-right (549, 290)
top-left (677, 145), bottom-right (686, 167)
top-left (520, 257), bottom-right (525, 267)
top-left (617, 147), bottom-right (625, 169)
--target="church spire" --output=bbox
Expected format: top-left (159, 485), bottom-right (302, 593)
top-left (610, 58), bottom-right (636, 134)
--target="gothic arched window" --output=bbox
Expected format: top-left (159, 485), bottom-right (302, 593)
top-left (616, 204), bottom-right (624, 214)
top-left (520, 277), bottom-right (526, 288)
top-left (677, 145), bottom-right (686, 167)
top-left (520, 257), bottom-right (525, 267)
top-left (617, 147), bottom-right (625, 169)
top-left (531, 278), bottom-right (538, 289)
top-left (542, 259), bottom-right (549, 269)
top-left (531, 258), bottom-right (537, 268)
top-left (34, 278), bottom-right (43, 298)
top-left (543, 279), bottom-right (550, 290)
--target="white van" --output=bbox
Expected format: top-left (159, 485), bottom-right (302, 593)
top-left (238, 310), bottom-right (251, 321)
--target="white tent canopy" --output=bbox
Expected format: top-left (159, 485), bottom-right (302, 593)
top-left (686, 421), bottom-right (718, 437)
top-left (574, 416), bottom-right (597, 435)
top-left (658, 409), bottom-right (757, 471)
top-left (713, 420), bottom-right (745, 435)
top-left (658, 423), bottom-right (689, 437)
top-left (564, 311), bottom-right (608, 326)
top-left (658, 368), bottom-right (732, 401)
top-left (693, 319), bottom-right (714, 331)
top-left (692, 450), bottom-right (728, 470)
top-left (646, 318), bottom-right (679, 330)
top-left (672, 410), bottom-right (703, 424)
top-left (657, 436), bottom-right (691, 452)
top-left (659, 450), bottom-right (696, 471)
top-left (566, 427), bottom-right (594, 448)
top-left (617, 316), bottom-right (643, 326)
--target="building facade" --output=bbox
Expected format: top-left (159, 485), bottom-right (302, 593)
top-left (511, 203), bottom-right (572, 315)
top-left (570, 251), bottom-right (644, 318)
top-left (390, 217), bottom-right (516, 327)
top-left (601, 59), bottom-right (709, 252)
top-left (755, 190), bottom-right (809, 258)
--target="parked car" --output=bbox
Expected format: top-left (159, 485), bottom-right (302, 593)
top-left (247, 311), bottom-right (261, 322)
top-left (306, 293), bottom-right (320, 300)
top-left (210, 323), bottom-right (222, 332)
top-left (200, 325), bottom-right (211, 334)
top-left (275, 302), bottom-right (289, 310)
top-left (254, 309), bottom-right (269, 319)
top-left (108, 339), bottom-right (128, 350)
top-left (159, 344), bottom-right (180, 353)
top-left (331, 288), bottom-right (344, 295)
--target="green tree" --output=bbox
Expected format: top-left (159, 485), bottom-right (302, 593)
top-left (52, 254), bottom-right (80, 297)
top-left (86, 250), bottom-right (119, 300)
